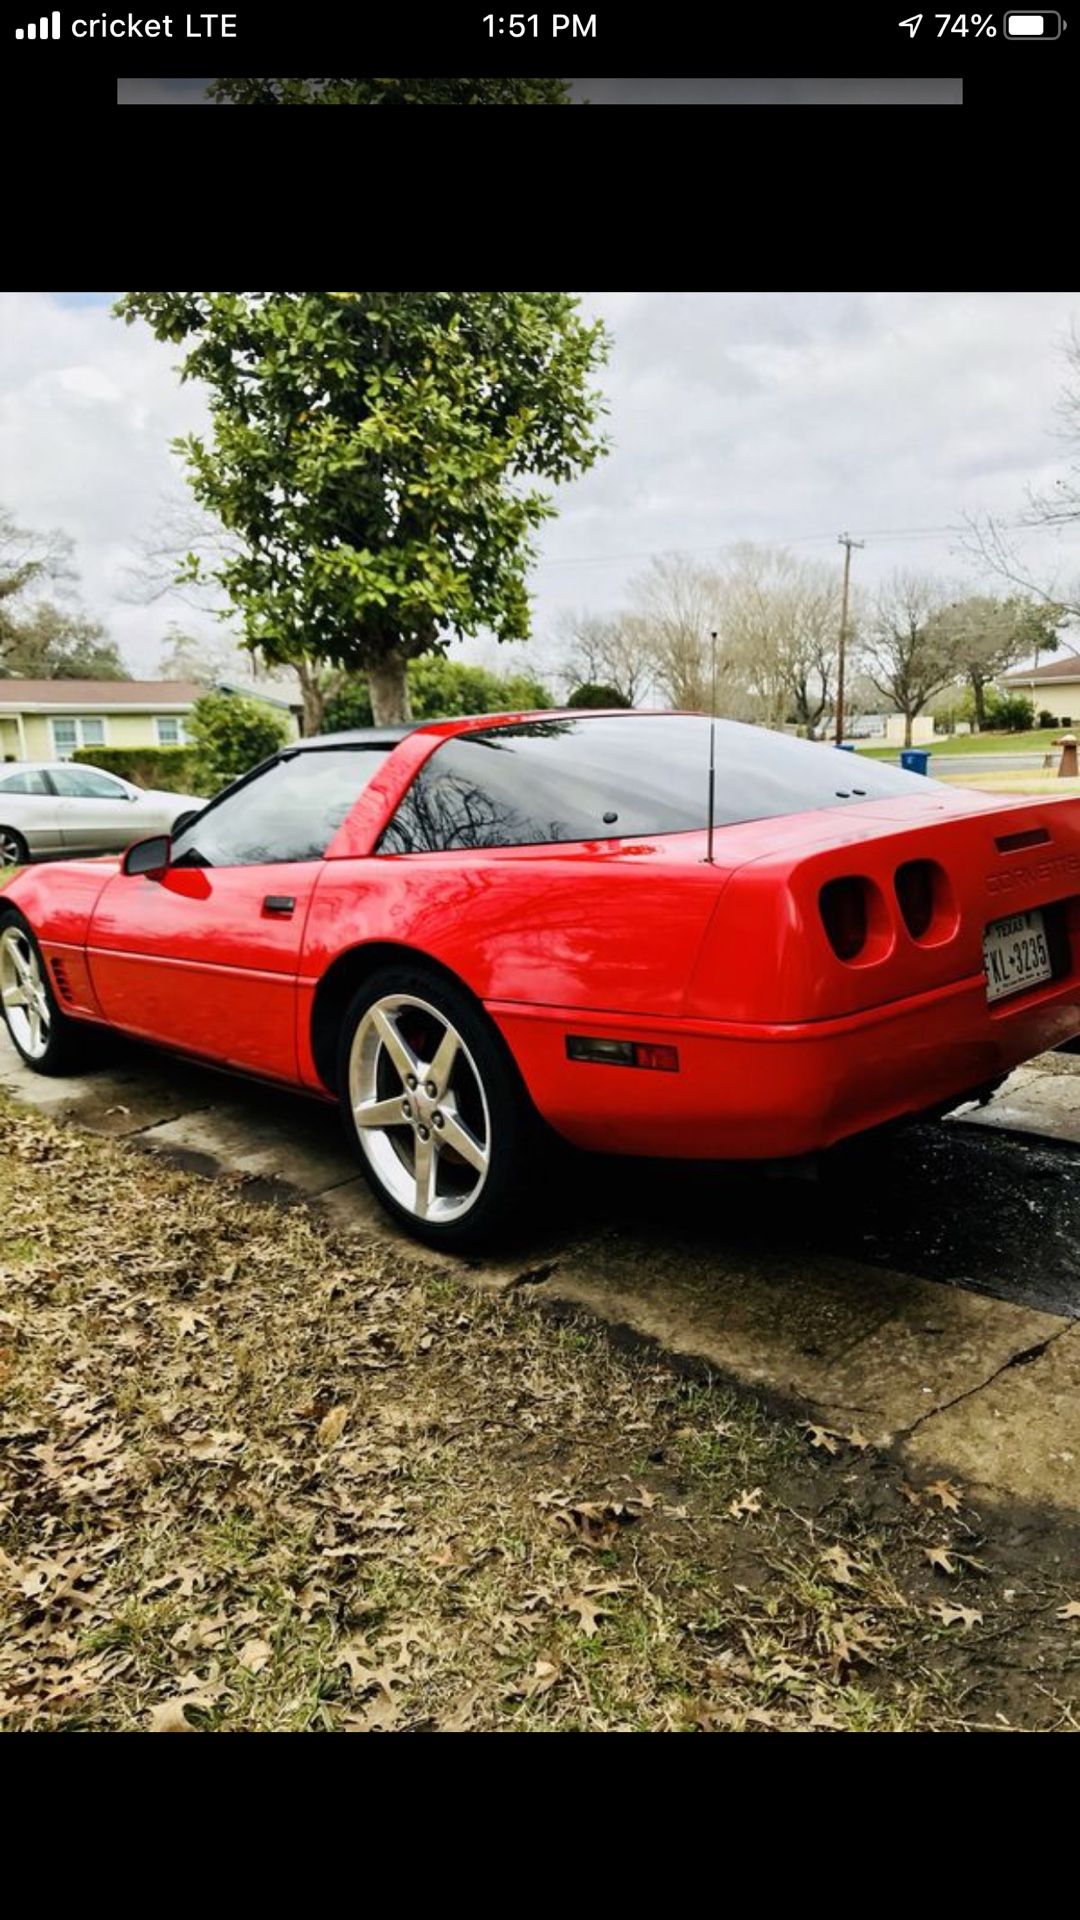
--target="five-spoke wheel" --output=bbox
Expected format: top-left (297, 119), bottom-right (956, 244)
top-left (339, 965), bottom-right (534, 1247)
top-left (0, 921), bottom-right (52, 1061)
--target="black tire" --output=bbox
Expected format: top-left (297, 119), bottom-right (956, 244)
top-left (337, 961), bottom-right (537, 1251)
top-left (0, 827), bottom-right (28, 868)
top-left (0, 907), bottom-right (99, 1075)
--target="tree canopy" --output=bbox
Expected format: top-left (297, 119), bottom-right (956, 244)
top-left (115, 291), bottom-right (609, 724)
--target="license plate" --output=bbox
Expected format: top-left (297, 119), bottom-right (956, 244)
top-left (983, 909), bottom-right (1053, 1004)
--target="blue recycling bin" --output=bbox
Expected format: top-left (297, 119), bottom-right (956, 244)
top-left (837, 742), bottom-right (855, 752)
top-left (900, 748), bottom-right (931, 775)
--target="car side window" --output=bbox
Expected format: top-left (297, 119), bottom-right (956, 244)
top-left (0, 769), bottom-right (50, 795)
top-left (50, 767), bottom-right (129, 800)
top-left (171, 747), bottom-right (393, 869)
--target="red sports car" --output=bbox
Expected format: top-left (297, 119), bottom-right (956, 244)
top-left (3, 710), bottom-right (1080, 1247)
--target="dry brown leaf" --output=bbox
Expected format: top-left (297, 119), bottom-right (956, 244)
top-left (560, 1584), bottom-right (622, 1634)
top-left (925, 1546), bottom-right (958, 1575)
top-left (317, 1404), bottom-right (349, 1449)
top-left (931, 1602), bottom-right (983, 1631)
top-left (728, 1487), bottom-right (762, 1518)
top-left (148, 1698), bottom-right (198, 1732)
top-left (926, 1479), bottom-right (963, 1514)
top-left (512, 1657), bottom-right (562, 1701)
top-left (820, 1544), bottom-right (860, 1587)
top-left (237, 1637), bottom-right (273, 1674)
top-left (1057, 1600), bottom-right (1080, 1621)
top-left (801, 1424), bottom-right (840, 1455)
top-left (843, 1428), bottom-right (871, 1451)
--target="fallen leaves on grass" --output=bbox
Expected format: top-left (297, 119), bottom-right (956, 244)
top-left (801, 1424), bottom-right (841, 1455)
top-left (820, 1545), bottom-right (861, 1588)
top-left (317, 1404), bottom-right (349, 1449)
top-left (237, 1638), bottom-right (273, 1674)
top-left (1057, 1601), bottom-right (1080, 1622)
top-left (925, 1546), bottom-right (958, 1576)
top-left (926, 1480), bottom-right (964, 1514)
top-left (728, 1488), bottom-right (763, 1519)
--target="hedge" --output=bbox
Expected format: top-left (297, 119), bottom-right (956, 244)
top-left (71, 745), bottom-right (205, 793)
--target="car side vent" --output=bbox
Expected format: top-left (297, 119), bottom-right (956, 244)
top-left (50, 958), bottom-right (74, 1004)
top-left (996, 827), bottom-right (1051, 853)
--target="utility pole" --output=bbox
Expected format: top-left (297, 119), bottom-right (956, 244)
top-left (834, 532), bottom-right (865, 746)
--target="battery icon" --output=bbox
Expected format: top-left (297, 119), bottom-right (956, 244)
top-left (1004, 10), bottom-right (1062, 32)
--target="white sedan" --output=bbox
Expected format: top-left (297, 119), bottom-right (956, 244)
top-left (0, 762), bottom-right (201, 866)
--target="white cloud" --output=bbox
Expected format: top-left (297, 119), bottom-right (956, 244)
top-left (1, 291), bottom-right (1079, 680)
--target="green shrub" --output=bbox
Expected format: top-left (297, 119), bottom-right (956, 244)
top-left (993, 693), bottom-right (1037, 732)
top-left (322, 655), bottom-right (554, 732)
top-left (1039, 709), bottom-right (1060, 730)
top-left (186, 691), bottom-right (288, 792)
top-left (72, 745), bottom-right (203, 792)
top-left (567, 682), bottom-right (632, 709)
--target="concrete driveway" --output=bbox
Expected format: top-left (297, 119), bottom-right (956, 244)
top-left (5, 1025), bottom-right (1080, 1514)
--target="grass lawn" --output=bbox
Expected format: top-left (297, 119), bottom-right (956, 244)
top-left (0, 868), bottom-right (16, 889)
top-left (941, 772), bottom-right (1080, 796)
top-left (858, 729), bottom-right (1064, 761)
top-left (3, 1095), bottom-right (1080, 1732)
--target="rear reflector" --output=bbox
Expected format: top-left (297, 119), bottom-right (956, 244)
top-left (819, 877), bottom-right (868, 961)
top-left (567, 1035), bottom-right (679, 1071)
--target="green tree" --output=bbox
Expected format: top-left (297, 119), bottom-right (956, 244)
top-left (567, 682), bottom-right (632, 708)
top-left (323, 656), bottom-right (553, 731)
top-left (186, 691), bottom-right (288, 793)
top-left (115, 291), bottom-right (609, 725)
top-left (924, 594), bottom-right (1062, 730)
top-left (209, 78), bottom-right (573, 105)
top-left (0, 602), bottom-right (128, 681)
top-left (862, 574), bottom-right (967, 748)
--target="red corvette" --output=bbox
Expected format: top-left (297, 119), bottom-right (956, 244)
top-left (3, 709), bottom-right (1080, 1246)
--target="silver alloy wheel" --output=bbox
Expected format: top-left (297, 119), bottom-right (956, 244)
top-left (349, 991), bottom-right (491, 1223)
top-left (0, 926), bottom-right (51, 1061)
top-left (0, 830), bottom-right (24, 867)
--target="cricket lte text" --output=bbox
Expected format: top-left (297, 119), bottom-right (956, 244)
top-left (71, 12), bottom-right (237, 34)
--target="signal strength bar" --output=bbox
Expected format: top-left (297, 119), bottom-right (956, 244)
top-left (15, 12), bottom-right (61, 36)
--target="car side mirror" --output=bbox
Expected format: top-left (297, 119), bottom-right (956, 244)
top-left (170, 808), bottom-right (202, 839)
top-left (122, 834), bottom-right (171, 879)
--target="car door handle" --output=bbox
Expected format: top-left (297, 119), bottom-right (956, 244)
top-left (263, 895), bottom-right (296, 916)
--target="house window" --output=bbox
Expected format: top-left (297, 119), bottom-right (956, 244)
top-left (155, 716), bottom-right (186, 746)
top-left (50, 716), bottom-right (106, 760)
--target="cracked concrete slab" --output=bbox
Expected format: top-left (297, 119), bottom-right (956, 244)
top-left (904, 1323), bottom-right (1080, 1506)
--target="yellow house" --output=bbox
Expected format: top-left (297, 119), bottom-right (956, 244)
top-left (0, 678), bottom-right (299, 763)
top-left (1000, 657), bottom-right (1080, 727)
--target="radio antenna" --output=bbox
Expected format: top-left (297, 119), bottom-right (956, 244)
top-left (705, 629), bottom-right (718, 866)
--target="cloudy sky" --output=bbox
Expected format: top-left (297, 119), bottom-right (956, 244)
top-left (1, 290), bottom-right (1078, 681)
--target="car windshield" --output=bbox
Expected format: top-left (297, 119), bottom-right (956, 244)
top-left (378, 714), bottom-right (936, 853)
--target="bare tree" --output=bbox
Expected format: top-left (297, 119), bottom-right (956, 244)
top-left (962, 329), bottom-right (1080, 627)
top-left (720, 545), bottom-right (842, 734)
top-left (555, 609), bottom-right (657, 705)
top-left (629, 555), bottom-right (734, 712)
top-left (862, 572), bottom-right (964, 746)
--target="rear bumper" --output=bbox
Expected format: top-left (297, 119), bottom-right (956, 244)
top-left (487, 972), bottom-right (1080, 1159)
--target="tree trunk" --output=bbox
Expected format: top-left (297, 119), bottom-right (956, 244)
top-left (295, 661), bottom-right (326, 737)
top-left (368, 649), bottom-right (413, 726)
top-left (972, 675), bottom-right (986, 733)
top-left (904, 711), bottom-right (914, 747)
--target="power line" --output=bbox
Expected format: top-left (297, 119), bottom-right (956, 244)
top-left (533, 515), bottom-right (1064, 572)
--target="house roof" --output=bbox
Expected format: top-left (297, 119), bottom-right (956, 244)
top-left (1001, 656), bottom-right (1080, 686)
top-left (0, 678), bottom-right (203, 711)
